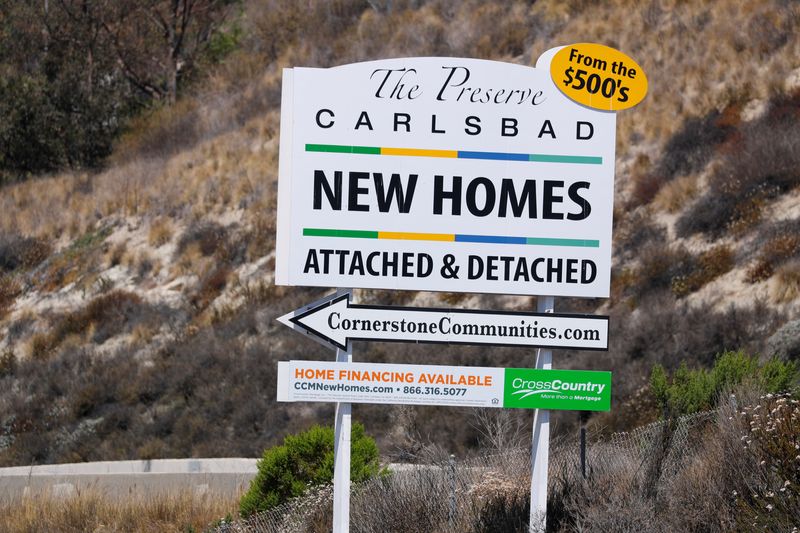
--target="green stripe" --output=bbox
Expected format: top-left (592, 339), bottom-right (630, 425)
top-left (529, 154), bottom-right (602, 165)
top-left (303, 228), bottom-right (378, 239)
top-left (306, 144), bottom-right (380, 155)
top-left (526, 237), bottom-right (599, 247)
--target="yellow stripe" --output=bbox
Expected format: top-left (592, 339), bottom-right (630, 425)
top-left (378, 231), bottom-right (455, 242)
top-left (381, 147), bottom-right (458, 158)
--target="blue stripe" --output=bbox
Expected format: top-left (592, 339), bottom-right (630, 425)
top-left (457, 151), bottom-right (529, 162)
top-left (456, 234), bottom-right (527, 244)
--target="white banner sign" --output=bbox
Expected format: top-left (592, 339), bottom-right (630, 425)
top-left (278, 360), bottom-right (505, 408)
top-left (276, 50), bottom-right (616, 297)
top-left (277, 360), bottom-right (612, 411)
top-left (279, 292), bottom-right (609, 351)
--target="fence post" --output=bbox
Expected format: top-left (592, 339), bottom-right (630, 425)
top-left (448, 454), bottom-right (456, 528)
top-left (580, 427), bottom-right (587, 479)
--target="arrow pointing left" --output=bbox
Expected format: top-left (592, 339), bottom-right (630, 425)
top-left (279, 292), bottom-right (609, 351)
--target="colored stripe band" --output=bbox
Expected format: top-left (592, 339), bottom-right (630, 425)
top-left (378, 231), bottom-right (454, 242)
top-left (303, 228), bottom-right (378, 239)
top-left (304, 228), bottom-right (599, 248)
top-left (305, 144), bottom-right (602, 165)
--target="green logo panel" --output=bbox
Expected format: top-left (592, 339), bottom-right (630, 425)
top-left (503, 368), bottom-right (611, 411)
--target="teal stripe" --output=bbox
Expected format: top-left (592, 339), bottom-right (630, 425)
top-left (528, 154), bottom-right (602, 165)
top-left (526, 237), bottom-right (599, 247)
top-left (303, 228), bottom-right (378, 239)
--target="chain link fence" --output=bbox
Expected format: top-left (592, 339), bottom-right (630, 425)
top-left (214, 411), bottom-right (718, 533)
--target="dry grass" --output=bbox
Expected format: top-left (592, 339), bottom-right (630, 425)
top-left (772, 260), bottom-right (800, 303)
top-left (0, 1), bottom-right (797, 503)
top-left (0, 0), bottom-right (795, 239)
top-left (27, 290), bottom-right (147, 360)
top-left (190, 265), bottom-right (231, 312)
top-left (225, 388), bottom-right (799, 532)
top-left (746, 231), bottom-right (800, 283)
top-left (1, 490), bottom-right (238, 533)
top-left (106, 241), bottom-right (128, 268)
top-left (147, 217), bottom-right (174, 248)
top-left (653, 174), bottom-right (699, 213)
top-left (0, 275), bottom-right (22, 318)
top-left (671, 245), bottom-right (735, 298)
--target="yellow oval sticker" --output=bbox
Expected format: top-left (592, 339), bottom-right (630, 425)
top-left (550, 43), bottom-right (647, 111)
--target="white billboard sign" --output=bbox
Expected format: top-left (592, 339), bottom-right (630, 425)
top-left (276, 51), bottom-right (616, 297)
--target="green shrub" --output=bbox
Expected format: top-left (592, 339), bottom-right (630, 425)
top-left (650, 350), bottom-right (798, 417)
top-left (239, 423), bottom-right (383, 517)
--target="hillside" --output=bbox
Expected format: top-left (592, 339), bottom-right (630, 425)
top-left (1, 0), bottom-right (799, 468)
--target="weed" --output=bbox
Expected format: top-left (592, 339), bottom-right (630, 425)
top-left (0, 490), bottom-right (238, 533)
top-left (176, 221), bottom-right (227, 259)
top-left (653, 174), bottom-right (698, 213)
top-left (29, 290), bottom-right (153, 360)
top-left (136, 251), bottom-right (157, 279)
top-left (677, 94), bottom-right (800, 239)
top-left (746, 230), bottom-right (800, 283)
top-left (672, 245), bottom-right (734, 297)
top-left (613, 209), bottom-right (667, 262)
top-left (107, 241), bottom-right (127, 268)
top-left (631, 243), bottom-right (694, 298)
top-left (0, 234), bottom-right (52, 272)
top-left (28, 331), bottom-right (53, 361)
top-left (771, 260), bottom-right (800, 303)
top-left (148, 217), bottom-right (174, 247)
top-left (0, 274), bottom-right (21, 317)
top-left (190, 266), bottom-right (230, 311)
top-left (735, 392), bottom-right (800, 530)
top-left (0, 349), bottom-right (15, 377)
top-left (39, 227), bottom-right (110, 292)
top-left (243, 213), bottom-right (274, 262)
top-left (69, 226), bottom-right (112, 252)
top-left (632, 110), bottom-right (732, 206)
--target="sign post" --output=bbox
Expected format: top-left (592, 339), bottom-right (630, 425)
top-left (332, 331), bottom-right (352, 533)
top-left (530, 295), bottom-right (554, 532)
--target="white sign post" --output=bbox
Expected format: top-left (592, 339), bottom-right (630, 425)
top-left (332, 334), bottom-right (352, 533)
top-left (530, 295), bottom-right (554, 532)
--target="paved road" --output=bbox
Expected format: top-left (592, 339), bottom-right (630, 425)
top-left (0, 458), bottom-right (258, 501)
